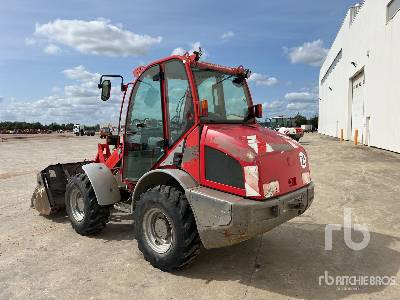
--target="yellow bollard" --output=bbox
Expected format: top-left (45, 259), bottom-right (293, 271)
top-left (340, 129), bottom-right (344, 142)
top-left (354, 129), bottom-right (358, 145)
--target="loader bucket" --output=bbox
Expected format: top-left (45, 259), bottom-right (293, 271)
top-left (31, 162), bottom-right (89, 215)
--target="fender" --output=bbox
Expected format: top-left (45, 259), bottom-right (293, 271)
top-left (82, 163), bottom-right (121, 206)
top-left (131, 169), bottom-right (236, 249)
top-left (132, 169), bottom-right (199, 211)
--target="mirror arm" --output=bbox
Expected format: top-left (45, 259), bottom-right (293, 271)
top-left (98, 75), bottom-right (125, 92)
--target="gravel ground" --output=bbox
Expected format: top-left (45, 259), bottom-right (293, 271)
top-left (0, 132), bottom-right (399, 299)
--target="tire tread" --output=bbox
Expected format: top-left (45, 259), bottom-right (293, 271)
top-left (134, 184), bottom-right (201, 271)
top-left (65, 174), bottom-right (110, 235)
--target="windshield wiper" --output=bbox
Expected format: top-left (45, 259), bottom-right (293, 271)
top-left (214, 74), bottom-right (235, 86)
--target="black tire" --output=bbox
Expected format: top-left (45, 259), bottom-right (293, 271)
top-left (134, 185), bottom-right (201, 271)
top-left (65, 174), bottom-right (110, 235)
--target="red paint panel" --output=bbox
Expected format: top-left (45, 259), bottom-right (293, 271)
top-left (200, 123), bottom-right (310, 199)
top-left (200, 125), bottom-right (247, 197)
top-left (181, 126), bottom-right (201, 182)
top-left (95, 143), bottom-right (123, 169)
top-left (105, 147), bottom-right (123, 169)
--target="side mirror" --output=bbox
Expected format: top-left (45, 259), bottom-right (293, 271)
top-left (254, 104), bottom-right (263, 118)
top-left (200, 99), bottom-right (208, 117)
top-left (99, 80), bottom-right (111, 101)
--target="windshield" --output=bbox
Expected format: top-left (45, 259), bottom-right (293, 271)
top-left (192, 68), bottom-right (252, 123)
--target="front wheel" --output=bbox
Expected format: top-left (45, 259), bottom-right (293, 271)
top-left (134, 185), bottom-right (201, 271)
top-left (65, 174), bottom-right (110, 235)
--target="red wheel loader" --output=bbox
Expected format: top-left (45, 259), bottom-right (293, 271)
top-left (32, 51), bottom-right (314, 271)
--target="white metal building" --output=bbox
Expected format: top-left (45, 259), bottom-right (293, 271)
top-left (318, 0), bottom-right (400, 153)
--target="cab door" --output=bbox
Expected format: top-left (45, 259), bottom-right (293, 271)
top-left (123, 65), bottom-right (165, 180)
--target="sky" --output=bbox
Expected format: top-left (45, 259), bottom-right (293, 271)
top-left (0, 0), bottom-right (357, 125)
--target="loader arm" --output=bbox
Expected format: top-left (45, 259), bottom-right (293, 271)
top-left (94, 142), bottom-right (123, 170)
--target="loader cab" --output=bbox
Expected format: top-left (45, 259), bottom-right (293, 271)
top-left (120, 56), bottom-right (258, 188)
top-left (123, 59), bottom-right (195, 181)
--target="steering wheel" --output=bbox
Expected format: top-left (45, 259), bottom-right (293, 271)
top-left (132, 118), bottom-right (148, 127)
top-left (132, 119), bottom-right (141, 125)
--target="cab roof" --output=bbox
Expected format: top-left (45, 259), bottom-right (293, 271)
top-left (133, 52), bottom-right (251, 79)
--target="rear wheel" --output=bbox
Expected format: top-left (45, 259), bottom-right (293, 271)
top-left (65, 174), bottom-right (110, 235)
top-left (134, 185), bottom-right (201, 271)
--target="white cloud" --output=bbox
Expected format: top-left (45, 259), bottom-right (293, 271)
top-left (248, 73), bottom-right (278, 87)
top-left (263, 100), bottom-right (285, 111)
top-left (285, 97), bottom-right (318, 115)
top-left (286, 102), bottom-right (312, 110)
top-left (63, 65), bottom-right (99, 82)
top-left (284, 91), bottom-right (317, 102)
top-left (284, 39), bottom-right (328, 67)
top-left (171, 41), bottom-right (208, 58)
top-left (262, 86), bottom-right (319, 118)
top-left (262, 100), bottom-right (288, 117)
top-left (34, 19), bottom-right (162, 57)
top-left (44, 44), bottom-right (61, 55)
top-left (0, 65), bottom-right (122, 125)
top-left (171, 47), bottom-right (186, 56)
top-left (283, 88), bottom-right (318, 115)
top-left (221, 31), bottom-right (235, 40)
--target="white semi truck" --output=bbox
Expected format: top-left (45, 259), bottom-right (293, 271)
top-left (73, 124), bottom-right (95, 136)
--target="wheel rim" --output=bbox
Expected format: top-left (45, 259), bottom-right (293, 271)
top-left (70, 187), bottom-right (85, 222)
top-left (143, 208), bottom-right (174, 254)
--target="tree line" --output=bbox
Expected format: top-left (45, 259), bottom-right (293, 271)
top-left (262, 114), bottom-right (319, 129)
top-left (0, 122), bottom-right (100, 131)
top-left (292, 114), bottom-right (319, 129)
top-left (1, 114), bottom-right (318, 132)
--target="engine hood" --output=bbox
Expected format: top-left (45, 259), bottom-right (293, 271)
top-left (203, 123), bottom-right (311, 199)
